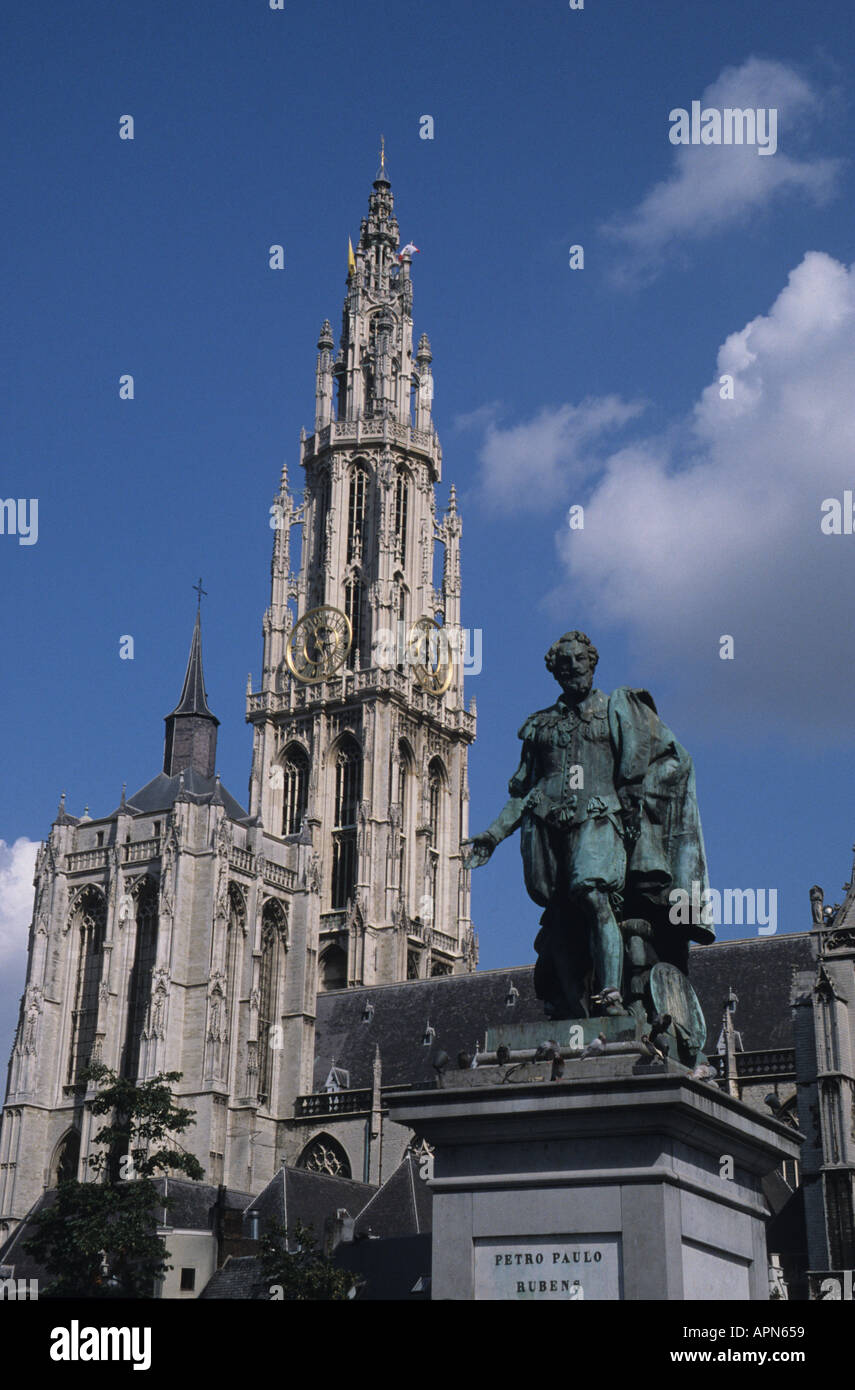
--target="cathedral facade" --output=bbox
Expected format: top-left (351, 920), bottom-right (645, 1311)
top-left (0, 158), bottom-right (477, 1237)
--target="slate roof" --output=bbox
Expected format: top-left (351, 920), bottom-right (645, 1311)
top-left (353, 1154), bottom-right (432, 1239)
top-left (247, 1165), bottom-right (376, 1243)
top-left (125, 768), bottom-right (247, 820)
top-left (689, 932), bottom-right (818, 1052)
top-left (0, 1179), bottom-right (258, 1287)
top-left (312, 934), bottom-right (818, 1089)
top-left (199, 1161), bottom-right (429, 1299)
top-left (313, 966), bottom-right (543, 1092)
top-left (149, 1177), bottom-right (255, 1230)
top-left (199, 1255), bottom-right (267, 1300)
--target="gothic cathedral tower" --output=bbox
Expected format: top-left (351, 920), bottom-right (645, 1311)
top-left (246, 152), bottom-right (478, 989)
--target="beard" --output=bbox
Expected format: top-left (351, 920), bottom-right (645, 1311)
top-left (560, 674), bottom-right (592, 701)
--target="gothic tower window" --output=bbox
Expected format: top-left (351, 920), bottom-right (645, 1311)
top-left (344, 575), bottom-right (364, 669)
top-left (394, 468), bottom-right (409, 567)
top-left (397, 740), bottom-right (413, 901)
top-left (122, 877), bottom-right (159, 1081)
top-left (394, 581), bottom-right (409, 672)
top-left (347, 465), bottom-right (368, 564)
top-left (280, 743), bottom-right (309, 836)
top-left (319, 944), bottom-right (347, 992)
top-left (52, 1129), bottom-right (81, 1185)
top-left (257, 898), bottom-right (287, 1105)
top-left (427, 759), bottom-right (445, 925)
top-left (66, 886), bottom-right (107, 1085)
top-left (428, 761), bottom-right (443, 843)
top-left (331, 737), bottom-right (362, 909)
top-left (314, 467), bottom-right (331, 572)
top-left (226, 882), bottom-right (246, 1038)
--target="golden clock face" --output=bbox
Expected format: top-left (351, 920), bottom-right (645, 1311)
top-left (285, 606), bottom-right (352, 684)
top-left (406, 617), bottom-right (453, 696)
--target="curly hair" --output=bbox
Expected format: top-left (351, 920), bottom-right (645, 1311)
top-left (544, 630), bottom-right (599, 675)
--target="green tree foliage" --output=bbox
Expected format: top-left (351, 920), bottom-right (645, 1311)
top-left (260, 1220), bottom-right (361, 1301)
top-left (25, 1064), bottom-right (204, 1298)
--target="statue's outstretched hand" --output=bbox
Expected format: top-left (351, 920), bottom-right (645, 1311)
top-left (463, 833), bottom-right (495, 869)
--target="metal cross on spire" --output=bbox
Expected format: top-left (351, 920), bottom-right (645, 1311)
top-left (193, 577), bottom-right (208, 612)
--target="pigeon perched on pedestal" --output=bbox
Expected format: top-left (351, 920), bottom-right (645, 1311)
top-left (457, 1050), bottom-right (472, 1070)
top-left (432, 1049), bottom-right (449, 1078)
top-left (649, 1014), bottom-right (672, 1056)
top-left (496, 1044), bottom-right (511, 1066)
top-left (580, 1033), bottom-right (607, 1059)
top-left (641, 1033), bottom-right (666, 1062)
top-left (534, 1040), bottom-right (560, 1062)
top-left (688, 1062), bottom-right (718, 1082)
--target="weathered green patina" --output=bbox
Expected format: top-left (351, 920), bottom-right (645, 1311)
top-left (466, 632), bottom-right (712, 1049)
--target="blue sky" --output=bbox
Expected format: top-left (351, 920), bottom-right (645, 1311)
top-left (2, 0), bottom-right (855, 1051)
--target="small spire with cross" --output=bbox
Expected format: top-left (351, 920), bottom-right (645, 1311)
top-left (193, 577), bottom-right (207, 612)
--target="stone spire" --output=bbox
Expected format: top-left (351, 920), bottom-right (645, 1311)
top-left (163, 606), bottom-right (219, 778)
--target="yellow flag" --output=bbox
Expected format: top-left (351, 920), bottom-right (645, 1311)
top-left (348, 238), bottom-right (356, 275)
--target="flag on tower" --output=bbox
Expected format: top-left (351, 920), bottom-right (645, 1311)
top-left (397, 242), bottom-right (420, 263)
top-left (347, 238), bottom-right (356, 275)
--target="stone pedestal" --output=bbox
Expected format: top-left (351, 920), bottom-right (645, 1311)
top-left (386, 1055), bottom-right (801, 1301)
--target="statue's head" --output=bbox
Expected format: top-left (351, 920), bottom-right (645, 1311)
top-left (545, 631), bottom-right (598, 703)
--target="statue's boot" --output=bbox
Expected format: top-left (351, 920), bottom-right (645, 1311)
top-left (589, 896), bottom-right (630, 1015)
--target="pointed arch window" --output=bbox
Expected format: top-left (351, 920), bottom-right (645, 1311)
top-left (314, 467), bottom-right (331, 571)
top-left (257, 899), bottom-right (288, 1105)
top-left (395, 582), bottom-right (409, 668)
top-left (344, 575), bottom-right (364, 670)
top-left (54, 1129), bottom-right (82, 1184)
top-left (394, 469), bottom-right (409, 567)
top-left (428, 760), bottom-right (444, 848)
top-left (280, 744), bottom-right (309, 836)
top-left (319, 944), bottom-right (348, 993)
top-left (427, 759), bottom-right (445, 928)
top-left (397, 741), bottom-right (412, 899)
top-left (347, 465), bottom-right (368, 564)
top-left (331, 737), bottom-right (362, 909)
top-left (122, 878), bottom-right (159, 1081)
top-left (67, 887), bottom-right (107, 1085)
top-left (225, 882), bottom-right (246, 1043)
top-left (297, 1133), bottom-right (351, 1178)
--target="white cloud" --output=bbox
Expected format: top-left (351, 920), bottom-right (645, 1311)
top-left (0, 838), bottom-right (39, 965)
top-left (470, 252), bottom-right (855, 730)
top-left (546, 251), bottom-right (855, 727)
top-left (471, 396), bottom-right (645, 515)
top-left (604, 59), bottom-right (840, 283)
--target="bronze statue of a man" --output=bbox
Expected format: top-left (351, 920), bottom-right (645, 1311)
top-left (466, 632), bottom-right (714, 1022)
